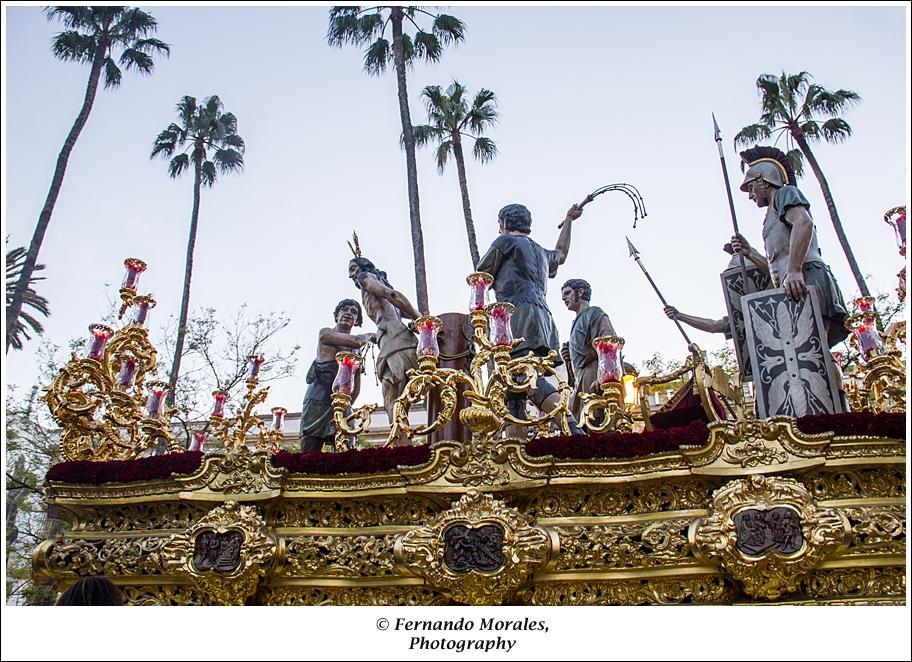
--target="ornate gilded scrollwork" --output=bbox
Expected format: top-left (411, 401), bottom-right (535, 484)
top-left (178, 446), bottom-right (286, 496)
top-left (209, 378), bottom-right (273, 451)
top-left (44, 323), bottom-right (178, 462)
top-left (524, 575), bottom-right (732, 606)
top-left (395, 489), bottom-right (556, 605)
top-left (553, 520), bottom-right (694, 571)
top-left (690, 475), bottom-right (849, 599)
top-left (447, 437), bottom-right (511, 487)
top-left (261, 586), bottom-right (448, 606)
top-left (163, 501), bottom-right (276, 605)
top-left (579, 381), bottom-right (634, 433)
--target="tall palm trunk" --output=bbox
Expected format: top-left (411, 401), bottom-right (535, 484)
top-left (391, 8), bottom-right (429, 315)
top-left (6, 42), bottom-right (107, 352)
top-left (168, 159), bottom-right (203, 405)
top-left (791, 128), bottom-right (870, 297)
top-left (452, 133), bottom-right (480, 267)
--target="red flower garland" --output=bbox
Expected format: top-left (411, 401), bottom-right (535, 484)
top-left (795, 412), bottom-right (905, 439)
top-left (46, 451), bottom-right (204, 485)
top-left (526, 420), bottom-right (710, 460)
top-left (271, 444), bottom-right (432, 475)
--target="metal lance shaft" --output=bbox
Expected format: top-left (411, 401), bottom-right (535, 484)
top-left (713, 113), bottom-right (751, 294)
top-left (626, 237), bottom-right (693, 345)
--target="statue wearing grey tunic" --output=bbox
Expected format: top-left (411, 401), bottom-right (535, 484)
top-left (762, 185), bottom-right (849, 348)
top-left (567, 305), bottom-right (616, 418)
top-left (476, 234), bottom-right (562, 361)
top-left (299, 360), bottom-right (345, 451)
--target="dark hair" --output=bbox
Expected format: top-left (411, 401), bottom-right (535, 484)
top-left (498, 203), bottom-right (532, 234)
top-left (738, 145), bottom-right (797, 186)
top-left (349, 257), bottom-right (392, 289)
top-left (561, 278), bottom-right (592, 301)
top-left (333, 298), bottom-right (363, 327)
top-left (56, 576), bottom-right (122, 606)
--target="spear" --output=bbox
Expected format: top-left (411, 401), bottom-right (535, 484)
top-left (713, 113), bottom-right (750, 293)
top-left (626, 237), bottom-right (692, 345)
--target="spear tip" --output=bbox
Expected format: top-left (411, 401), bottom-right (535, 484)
top-left (712, 113), bottom-right (722, 141)
top-left (625, 236), bottom-right (639, 258)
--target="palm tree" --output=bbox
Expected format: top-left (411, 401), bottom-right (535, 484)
top-left (327, 6), bottom-right (466, 315)
top-left (6, 7), bottom-right (169, 353)
top-left (412, 81), bottom-right (498, 267)
top-left (735, 71), bottom-right (869, 297)
top-left (6, 244), bottom-right (50, 351)
top-left (151, 96), bottom-right (245, 404)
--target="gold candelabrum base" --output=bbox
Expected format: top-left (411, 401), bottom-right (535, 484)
top-left (331, 391), bottom-right (377, 452)
top-left (580, 381), bottom-right (635, 434)
top-left (44, 323), bottom-right (179, 462)
top-left (209, 378), bottom-right (273, 451)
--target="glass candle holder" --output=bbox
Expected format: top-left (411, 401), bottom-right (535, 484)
top-left (122, 257), bottom-right (147, 290)
top-left (855, 296), bottom-right (876, 315)
top-left (885, 208), bottom-right (906, 255)
top-left (486, 302), bottom-right (514, 347)
top-left (466, 272), bottom-right (494, 312)
top-left (130, 295), bottom-right (156, 327)
top-left (416, 316), bottom-right (442, 358)
top-left (332, 352), bottom-right (361, 395)
top-left (116, 358), bottom-right (139, 390)
top-left (189, 431), bottom-right (207, 452)
top-left (246, 354), bottom-right (266, 380)
top-left (850, 316), bottom-right (885, 363)
top-left (271, 407), bottom-right (287, 432)
top-left (211, 390), bottom-right (229, 419)
top-left (594, 336), bottom-right (625, 384)
top-left (86, 324), bottom-right (114, 361)
top-left (144, 381), bottom-right (169, 419)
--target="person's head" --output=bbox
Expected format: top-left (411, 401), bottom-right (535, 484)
top-left (498, 204), bottom-right (532, 235)
top-left (55, 576), bottom-right (122, 606)
top-left (561, 278), bottom-right (592, 312)
top-left (348, 257), bottom-right (391, 289)
top-left (738, 146), bottom-right (796, 208)
top-left (334, 298), bottom-right (363, 328)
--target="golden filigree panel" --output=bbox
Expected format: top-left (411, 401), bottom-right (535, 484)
top-left (842, 505), bottom-right (906, 557)
top-left (282, 534), bottom-right (399, 577)
top-left (524, 575), bottom-right (732, 605)
top-left (553, 520), bottom-right (694, 571)
top-left (802, 567), bottom-right (905, 600)
top-left (801, 468), bottom-right (906, 501)
top-left (275, 497), bottom-right (443, 528)
top-left (119, 584), bottom-right (206, 606)
top-left (260, 585), bottom-right (448, 606)
top-left (527, 479), bottom-right (714, 518)
top-left (38, 536), bottom-right (170, 578)
top-left (691, 475), bottom-right (849, 599)
top-left (70, 502), bottom-right (211, 533)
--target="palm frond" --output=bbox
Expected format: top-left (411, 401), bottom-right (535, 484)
top-left (808, 88), bottom-right (861, 116)
top-left (45, 6), bottom-right (95, 30)
top-left (177, 96), bottom-right (198, 127)
top-left (434, 140), bottom-right (452, 174)
top-left (102, 56), bottom-right (122, 89)
top-left (472, 136), bottom-right (498, 163)
top-left (150, 128), bottom-right (179, 158)
top-left (50, 31), bottom-right (97, 63)
top-left (412, 30), bottom-right (442, 62)
top-left (785, 148), bottom-right (805, 179)
top-left (819, 118), bottom-right (853, 143)
top-left (733, 123), bottom-right (772, 148)
top-left (6, 244), bottom-right (50, 350)
top-left (119, 48), bottom-right (154, 74)
top-left (214, 148), bottom-right (244, 174)
top-left (129, 37), bottom-right (170, 56)
top-left (200, 160), bottom-right (217, 187)
top-left (327, 6), bottom-right (366, 47)
top-left (432, 13), bottom-right (466, 45)
top-left (411, 124), bottom-right (444, 148)
top-left (363, 37), bottom-right (390, 75)
top-left (111, 7), bottom-right (159, 40)
top-left (167, 153), bottom-right (190, 179)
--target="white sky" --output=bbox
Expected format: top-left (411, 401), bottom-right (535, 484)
top-left (2, 2), bottom-right (911, 658)
top-left (3, 3), bottom-right (908, 415)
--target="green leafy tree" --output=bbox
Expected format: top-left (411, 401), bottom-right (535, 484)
top-left (327, 6), bottom-right (466, 314)
top-left (735, 71), bottom-right (869, 296)
top-left (151, 95), bottom-right (245, 404)
top-left (412, 81), bottom-right (498, 266)
top-left (6, 244), bottom-right (50, 351)
top-left (6, 7), bottom-right (169, 352)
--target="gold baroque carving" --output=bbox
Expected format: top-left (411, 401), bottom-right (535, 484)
top-left (527, 480), bottom-right (714, 518)
top-left (690, 475), bottom-right (849, 599)
top-left (395, 489), bottom-right (555, 605)
top-left (447, 438), bottom-right (511, 486)
top-left (524, 576), bottom-right (732, 605)
top-left (842, 505), bottom-right (906, 557)
top-left (282, 534), bottom-right (399, 577)
top-left (275, 497), bottom-right (443, 528)
top-left (163, 501), bottom-right (276, 605)
top-left (178, 447), bottom-right (286, 495)
top-left (801, 468), bottom-right (905, 501)
top-left (40, 536), bottom-right (170, 577)
top-left (553, 520), bottom-right (693, 571)
top-left (73, 502), bottom-right (211, 533)
top-left (261, 585), bottom-right (448, 606)
top-left (802, 567), bottom-right (906, 600)
top-left (119, 584), bottom-right (206, 606)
